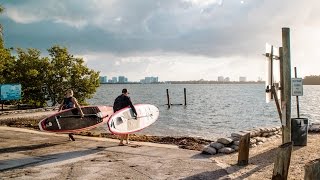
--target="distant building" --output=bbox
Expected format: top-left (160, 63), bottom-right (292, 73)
top-left (218, 76), bottom-right (224, 82)
top-left (239, 76), bottom-right (247, 82)
top-left (117, 76), bottom-right (129, 83)
top-left (118, 76), bottom-right (125, 83)
top-left (224, 77), bottom-right (230, 82)
top-left (99, 76), bottom-right (108, 83)
top-left (141, 76), bottom-right (158, 84)
top-left (112, 77), bottom-right (118, 83)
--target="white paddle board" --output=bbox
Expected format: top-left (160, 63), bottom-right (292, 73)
top-left (108, 104), bottom-right (159, 134)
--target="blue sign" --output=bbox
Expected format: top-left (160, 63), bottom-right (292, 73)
top-left (0, 84), bottom-right (22, 101)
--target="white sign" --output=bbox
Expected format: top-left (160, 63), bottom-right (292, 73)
top-left (291, 78), bottom-right (303, 96)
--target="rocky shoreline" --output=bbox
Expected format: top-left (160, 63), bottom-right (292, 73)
top-left (1, 107), bottom-right (319, 154)
top-left (202, 127), bottom-right (282, 155)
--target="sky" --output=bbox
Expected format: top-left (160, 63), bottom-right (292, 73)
top-left (1, 0), bottom-right (319, 82)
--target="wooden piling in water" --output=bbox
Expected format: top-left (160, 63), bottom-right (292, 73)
top-left (166, 89), bottom-right (171, 108)
top-left (184, 88), bottom-right (187, 106)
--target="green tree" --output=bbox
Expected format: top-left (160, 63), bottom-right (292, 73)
top-left (0, 5), bottom-right (15, 84)
top-left (12, 48), bottom-right (49, 106)
top-left (0, 5), bottom-right (5, 41)
top-left (0, 47), bottom-right (14, 84)
top-left (46, 45), bottom-right (100, 105)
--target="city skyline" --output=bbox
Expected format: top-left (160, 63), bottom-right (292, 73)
top-left (1, 1), bottom-right (319, 81)
top-left (99, 74), bottom-right (255, 83)
top-left (99, 75), bottom-right (159, 83)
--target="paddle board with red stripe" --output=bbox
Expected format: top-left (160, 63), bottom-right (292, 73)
top-left (39, 106), bottom-right (113, 133)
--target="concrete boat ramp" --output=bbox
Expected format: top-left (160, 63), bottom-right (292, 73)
top-left (0, 126), bottom-right (230, 179)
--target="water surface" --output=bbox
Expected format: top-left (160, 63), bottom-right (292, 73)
top-left (87, 84), bottom-right (319, 139)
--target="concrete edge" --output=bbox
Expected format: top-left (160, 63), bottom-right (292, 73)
top-left (0, 126), bottom-right (179, 149)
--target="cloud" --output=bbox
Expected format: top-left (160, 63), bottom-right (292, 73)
top-left (1, 0), bottom-right (320, 80)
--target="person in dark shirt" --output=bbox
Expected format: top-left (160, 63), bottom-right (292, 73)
top-left (113, 88), bottom-right (137, 145)
top-left (58, 89), bottom-right (84, 141)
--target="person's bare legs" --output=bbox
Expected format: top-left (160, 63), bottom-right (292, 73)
top-left (119, 135), bottom-right (125, 145)
top-left (119, 134), bottom-right (129, 145)
top-left (126, 134), bottom-right (130, 144)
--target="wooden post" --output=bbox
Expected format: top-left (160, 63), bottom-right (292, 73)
top-left (279, 47), bottom-right (285, 143)
top-left (282, 27), bottom-right (292, 143)
top-left (270, 45), bottom-right (274, 96)
top-left (184, 88), bottom-right (187, 106)
top-left (237, 133), bottom-right (250, 166)
top-left (166, 89), bottom-right (171, 108)
top-left (279, 47), bottom-right (284, 108)
top-left (305, 158), bottom-right (320, 180)
top-left (271, 86), bottom-right (282, 120)
top-left (294, 67), bottom-right (300, 118)
top-left (272, 142), bottom-right (293, 180)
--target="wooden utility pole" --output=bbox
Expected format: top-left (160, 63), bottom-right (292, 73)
top-left (281, 27), bottom-right (291, 143)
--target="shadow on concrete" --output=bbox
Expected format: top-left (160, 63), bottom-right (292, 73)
top-left (226, 147), bottom-right (278, 179)
top-left (185, 147), bottom-right (279, 179)
top-left (0, 146), bottom-right (109, 172)
top-left (181, 169), bottom-right (229, 180)
top-left (0, 143), bottom-right (60, 154)
top-left (190, 153), bottom-right (213, 160)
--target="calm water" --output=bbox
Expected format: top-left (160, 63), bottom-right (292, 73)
top-left (87, 84), bottom-right (320, 140)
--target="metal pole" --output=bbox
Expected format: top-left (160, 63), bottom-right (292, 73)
top-left (294, 67), bottom-right (300, 118)
top-left (282, 27), bottom-right (292, 143)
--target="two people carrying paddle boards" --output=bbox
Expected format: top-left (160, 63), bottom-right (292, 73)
top-left (58, 89), bottom-right (84, 141)
top-left (57, 88), bottom-right (137, 145)
top-left (113, 88), bottom-right (137, 146)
